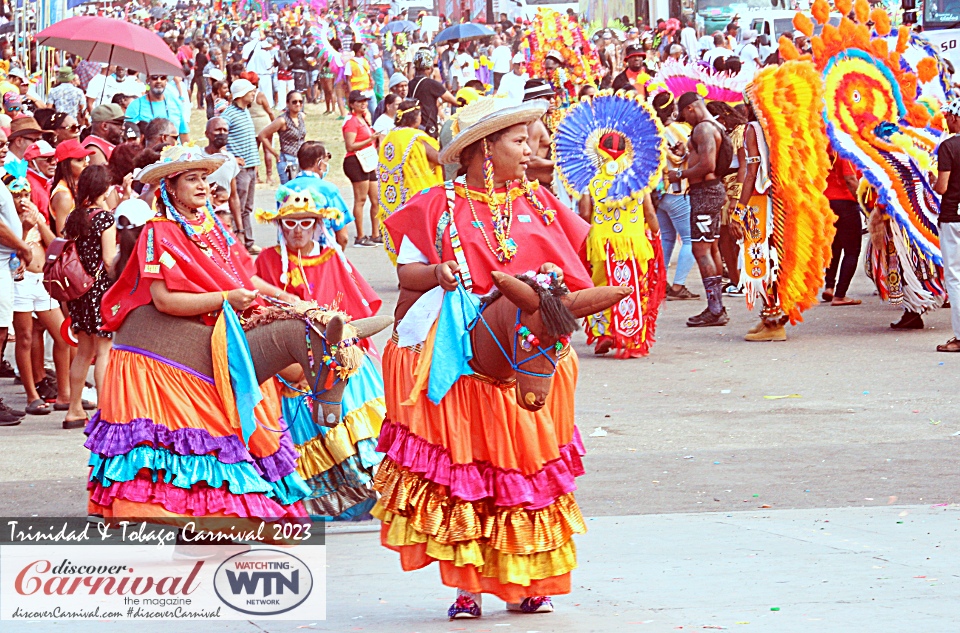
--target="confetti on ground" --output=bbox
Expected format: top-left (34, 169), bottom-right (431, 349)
top-left (770, 607), bottom-right (780, 611)
top-left (720, 389), bottom-right (731, 394)
top-left (589, 427), bottom-right (608, 437)
top-left (763, 394), bottom-right (801, 399)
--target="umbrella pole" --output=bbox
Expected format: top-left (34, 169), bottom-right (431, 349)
top-left (99, 44), bottom-right (115, 107)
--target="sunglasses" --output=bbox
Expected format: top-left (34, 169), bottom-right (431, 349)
top-left (149, 75), bottom-right (168, 81)
top-left (6, 106), bottom-right (19, 112)
top-left (289, 99), bottom-right (304, 104)
top-left (280, 218), bottom-right (316, 230)
top-left (58, 124), bottom-right (80, 133)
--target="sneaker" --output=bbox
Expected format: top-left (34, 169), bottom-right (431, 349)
top-left (0, 399), bottom-right (25, 419)
top-left (667, 285), bottom-right (700, 301)
top-left (687, 308), bottom-right (729, 327)
top-left (353, 236), bottom-right (376, 248)
top-left (447, 594), bottom-right (482, 619)
top-left (369, 234), bottom-right (384, 244)
top-left (246, 245), bottom-right (262, 255)
top-left (723, 283), bottom-right (745, 297)
top-left (0, 360), bottom-right (15, 378)
top-left (506, 596), bottom-right (554, 613)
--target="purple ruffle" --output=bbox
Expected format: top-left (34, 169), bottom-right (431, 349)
top-left (84, 412), bottom-right (301, 482)
top-left (376, 420), bottom-right (586, 510)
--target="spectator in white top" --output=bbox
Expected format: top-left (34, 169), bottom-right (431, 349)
top-left (680, 19), bottom-right (700, 63)
top-left (496, 53), bottom-right (528, 104)
top-left (85, 65), bottom-right (120, 111)
top-left (489, 36), bottom-right (512, 90)
top-left (735, 29), bottom-right (762, 78)
top-left (452, 43), bottom-right (475, 91)
top-left (704, 32), bottom-right (732, 67)
top-left (373, 93), bottom-right (400, 134)
top-left (248, 38), bottom-right (278, 107)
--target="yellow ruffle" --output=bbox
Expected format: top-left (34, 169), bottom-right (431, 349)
top-left (377, 511), bottom-right (579, 585)
top-left (295, 398), bottom-right (386, 480)
top-left (372, 459), bottom-right (586, 555)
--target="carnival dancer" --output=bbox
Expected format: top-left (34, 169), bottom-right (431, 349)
top-left (667, 92), bottom-right (732, 327)
top-left (731, 62), bottom-right (834, 341)
top-left (254, 185), bottom-right (385, 520)
top-left (796, 0), bottom-right (945, 326)
top-left (87, 146), bottom-right (310, 528)
top-left (377, 98), bottom-right (443, 263)
top-left (374, 95), bottom-right (594, 618)
top-left (554, 90), bottom-right (668, 357)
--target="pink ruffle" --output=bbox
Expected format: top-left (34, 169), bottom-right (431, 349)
top-left (88, 476), bottom-right (308, 520)
top-left (376, 420), bottom-right (585, 510)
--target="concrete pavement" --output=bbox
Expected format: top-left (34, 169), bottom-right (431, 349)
top-left (1, 186), bottom-right (959, 631)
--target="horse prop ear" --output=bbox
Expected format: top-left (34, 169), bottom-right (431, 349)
top-left (350, 314), bottom-right (394, 339)
top-left (325, 314), bottom-right (344, 345)
top-left (491, 271), bottom-right (540, 313)
top-left (562, 286), bottom-right (631, 319)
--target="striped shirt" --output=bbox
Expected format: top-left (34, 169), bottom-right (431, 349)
top-left (222, 104), bottom-right (261, 168)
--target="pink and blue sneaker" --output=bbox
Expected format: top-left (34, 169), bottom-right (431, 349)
top-left (506, 596), bottom-right (554, 613)
top-left (447, 592), bottom-right (482, 619)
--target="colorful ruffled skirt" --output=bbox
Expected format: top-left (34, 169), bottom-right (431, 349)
top-left (282, 354), bottom-right (386, 521)
top-left (85, 346), bottom-right (310, 523)
top-left (372, 340), bottom-right (586, 603)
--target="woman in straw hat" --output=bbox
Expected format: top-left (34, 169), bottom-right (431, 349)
top-left (376, 95), bottom-right (594, 619)
top-left (254, 184), bottom-right (386, 521)
top-left (86, 145), bottom-right (309, 526)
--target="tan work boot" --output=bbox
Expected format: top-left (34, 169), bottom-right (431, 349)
top-left (747, 320), bottom-right (765, 334)
top-left (744, 322), bottom-right (787, 342)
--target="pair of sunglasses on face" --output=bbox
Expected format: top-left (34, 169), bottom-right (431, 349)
top-left (280, 218), bottom-right (317, 230)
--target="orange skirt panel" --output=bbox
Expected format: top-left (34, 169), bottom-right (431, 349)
top-left (99, 349), bottom-right (285, 459)
top-left (382, 341), bottom-right (578, 476)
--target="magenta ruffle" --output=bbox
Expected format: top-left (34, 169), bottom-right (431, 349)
top-left (88, 476), bottom-right (308, 519)
top-left (84, 412), bottom-right (301, 482)
top-left (376, 420), bottom-right (585, 510)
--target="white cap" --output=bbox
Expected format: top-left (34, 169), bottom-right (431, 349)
top-left (230, 78), bottom-right (256, 98)
top-left (205, 67), bottom-right (225, 82)
top-left (742, 29), bottom-right (758, 43)
top-left (512, 52), bottom-right (525, 64)
top-left (115, 199), bottom-right (155, 229)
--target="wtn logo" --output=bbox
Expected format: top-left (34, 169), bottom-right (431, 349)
top-left (214, 550), bottom-right (314, 616)
top-left (225, 570), bottom-right (299, 596)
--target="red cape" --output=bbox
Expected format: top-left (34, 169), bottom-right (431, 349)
top-left (384, 183), bottom-right (592, 295)
top-left (254, 245), bottom-right (382, 318)
top-left (101, 218), bottom-right (257, 332)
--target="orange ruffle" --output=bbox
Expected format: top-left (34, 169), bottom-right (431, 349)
top-left (373, 458), bottom-right (585, 554)
top-left (382, 341), bottom-right (578, 475)
top-left (100, 349), bottom-right (286, 460)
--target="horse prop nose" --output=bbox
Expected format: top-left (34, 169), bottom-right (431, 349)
top-left (521, 390), bottom-right (546, 411)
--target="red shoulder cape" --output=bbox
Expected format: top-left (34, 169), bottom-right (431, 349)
top-left (254, 245), bottom-right (382, 318)
top-left (383, 184), bottom-right (592, 295)
top-left (101, 219), bottom-right (256, 332)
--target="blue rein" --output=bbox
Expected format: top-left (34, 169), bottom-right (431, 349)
top-left (276, 325), bottom-right (344, 407)
top-left (460, 284), bottom-right (560, 380)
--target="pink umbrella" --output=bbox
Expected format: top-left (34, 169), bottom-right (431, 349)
top-left (36, 16), bottom-right (184, 77)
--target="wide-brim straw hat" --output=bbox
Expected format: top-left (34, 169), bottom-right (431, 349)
top-left (438, 96), bottom-right (549, 165)
top-left (137, 145), bottom-right (225, 185)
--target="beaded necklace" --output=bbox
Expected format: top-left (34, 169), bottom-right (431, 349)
top-left (465, 140), bottom-right (518, 262)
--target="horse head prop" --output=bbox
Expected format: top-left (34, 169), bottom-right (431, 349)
top-left (115, 303), bottom-right (393, 429)
top-left (244, 302), bottom-right (393, 427)
top-left (469, 270), bottom-right (629, 412)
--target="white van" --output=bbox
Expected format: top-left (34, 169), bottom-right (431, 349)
top-left (495, 0), bottom-right (580, 22)
top-left (747, 9), bottom-right (841, 51)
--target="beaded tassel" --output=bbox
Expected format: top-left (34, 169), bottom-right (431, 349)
top-left (522, 176), bottom-right (556, 225)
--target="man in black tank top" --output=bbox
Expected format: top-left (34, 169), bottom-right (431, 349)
top-left (668, 92), bottom-right (731, 327)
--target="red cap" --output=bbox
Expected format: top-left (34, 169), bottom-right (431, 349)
top-left (54, 139), bottom-right (95, 162)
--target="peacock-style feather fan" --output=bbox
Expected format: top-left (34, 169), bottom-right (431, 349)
top-left (553, 90), bottom-right (665, 205)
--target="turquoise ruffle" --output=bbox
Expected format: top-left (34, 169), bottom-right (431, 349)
top-left (284, 355), bottom-right (385, 447)
top-left (300, 438), bottom-right (380, 496)
top-left (314, 497), bottom-right (376, 522)
top-left (88, 444), bottom-right (311, 504)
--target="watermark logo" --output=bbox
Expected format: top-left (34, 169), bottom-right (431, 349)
top-left (213, 549), bottom-right (313, 616)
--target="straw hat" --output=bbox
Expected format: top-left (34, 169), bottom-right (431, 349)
top-left (137, 145), bottom-right (225, 185)
top-left (438, 95), bottom-right (548, 165)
